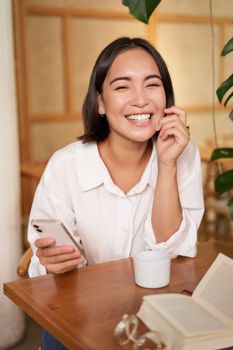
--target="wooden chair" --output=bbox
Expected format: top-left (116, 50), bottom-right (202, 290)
top-left (17, 247), bottom-right (33, 277)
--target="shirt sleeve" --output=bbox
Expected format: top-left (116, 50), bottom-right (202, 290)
top-left (27, 156), bottom-right (81, 277)
top-left (143, 140), bottom-right (204, 258)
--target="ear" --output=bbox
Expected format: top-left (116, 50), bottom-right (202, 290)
top-left (97, 93), bottom-right (105, 115)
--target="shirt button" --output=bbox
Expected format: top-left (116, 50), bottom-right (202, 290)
top-left (123, 228), bottom-right (129, 234)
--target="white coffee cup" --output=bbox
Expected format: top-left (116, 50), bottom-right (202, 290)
top-left (133, 250), bottom-right (171, 288)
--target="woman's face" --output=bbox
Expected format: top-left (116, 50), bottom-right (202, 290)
top-left (98, 48), bottom-right (166, 144)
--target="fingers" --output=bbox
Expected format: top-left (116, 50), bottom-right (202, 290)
top-left (158, 118), bottom-right (189, 141)
top-left (43, 250), bottom-right (81, 263)
top-left (159, 127), bottom-right (189, 148)
top-left (42, 254), bottom-right (86, 274)
top-left (156, 106), bottom-right (189, 142)
top-left (36, 242), bottom-right (77, 258)
top-left (164, 105), bottom-right (187, 124)
top-left (35, 237), bottom-right (85, 274)
top-left (35, 237), bottom-right (55, 248)
top-left (156, 106), bottom-right (187, 130)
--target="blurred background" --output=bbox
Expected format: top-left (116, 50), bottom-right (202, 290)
top-left (1, 0), bottom-right (233, 349)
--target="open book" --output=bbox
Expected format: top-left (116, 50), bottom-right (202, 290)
top-left (137, 253), bottom-right (233, 350)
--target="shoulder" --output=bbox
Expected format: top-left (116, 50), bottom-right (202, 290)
top-left (42, 140), bottom-right (98, 182)
top-left (48, 140), bottom-right (97, 165)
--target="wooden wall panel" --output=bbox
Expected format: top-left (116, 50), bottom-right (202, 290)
top-left (27, 15), bottom-right (64, 114)
top-left (71, 18), bottom-right (146, 113)
top-left (25, 0), bottom-right (126, 11)
top-left (156, 22), bottom-right (220, 107)
top-left (157, 0), bottom-right (233, 17)
top-left (32, 120), bottom-right (83, 161)
top-left (188, 111), bottom-right (232, 148)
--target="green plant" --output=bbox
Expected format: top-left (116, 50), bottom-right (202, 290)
top-left (122, 0), bottom-right (161, 24)
top-left (211, 37), bottom-right (233, 219)
top-left (123, 0), bottom-right (233, 219)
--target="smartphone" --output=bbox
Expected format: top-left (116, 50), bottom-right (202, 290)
top-left (31, 219), bottom-right (85, 257)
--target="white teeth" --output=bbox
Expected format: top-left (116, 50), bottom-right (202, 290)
top-left (127, 114), bottom-right (151, 122)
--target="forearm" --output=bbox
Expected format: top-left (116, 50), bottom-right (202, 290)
top-left (152, 164), bottom-right (182, 243)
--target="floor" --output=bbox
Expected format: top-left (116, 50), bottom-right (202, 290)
top-left (8, 315), bottom-right (43, 350)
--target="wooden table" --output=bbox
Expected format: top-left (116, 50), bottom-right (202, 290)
top-left (4, 241), bottom-right (233, 350)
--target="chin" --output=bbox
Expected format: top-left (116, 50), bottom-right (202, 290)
top-left (128, 136), bottom-right (153, 144)
top-left (128, 131), bottom-right (155, 143)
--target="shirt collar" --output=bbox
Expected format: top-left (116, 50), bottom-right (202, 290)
top-left (75, 141), bottom-right (104, 191)
top-left (75, 140), bottom-right (157, 193)
top-left (127, 142), bottom-right (157, 195)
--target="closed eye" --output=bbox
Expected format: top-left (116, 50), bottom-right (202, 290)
top-left (146, 83), bottom-right (161, 88)
top-left (115, 86), bottom-right (129, 91)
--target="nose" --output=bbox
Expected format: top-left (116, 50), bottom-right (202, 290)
top-left (130, 87), bottom-right (149, 108)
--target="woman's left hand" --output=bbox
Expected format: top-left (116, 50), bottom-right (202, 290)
top-left (155, 106), bottom-right (190, 166)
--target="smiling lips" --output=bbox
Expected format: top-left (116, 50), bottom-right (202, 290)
top-left (126, 113), bottom-right (151, 122)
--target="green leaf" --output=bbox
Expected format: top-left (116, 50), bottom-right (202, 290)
top-left (224, 91), bottom-right (233, 107)
top-left (229, 109), bottom-right (233, 121)
top-left (211, 148), bottom-right (233, 160)
top-left (221, 37), bottom-right (233, 56)
top-left (215, 169), bottom-right (233, 195)
top-left (228, 197), bottom-right (233, 220)
top-left (216, 74), bottom-right (233, 103)
top-left (122, 0), bottom-right (161, 24)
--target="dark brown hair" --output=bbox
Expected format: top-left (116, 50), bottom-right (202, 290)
top-left (79, 37), bottom-right (174, 143)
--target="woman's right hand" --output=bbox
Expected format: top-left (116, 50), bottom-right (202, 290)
top-left (35, 237), bottom-right (86, 274)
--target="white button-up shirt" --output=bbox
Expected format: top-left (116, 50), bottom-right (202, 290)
top-left (28, 140), bottom-right (204, 277)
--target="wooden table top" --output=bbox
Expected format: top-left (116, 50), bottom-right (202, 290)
top-left (4, 241), bottom-right (233, 350)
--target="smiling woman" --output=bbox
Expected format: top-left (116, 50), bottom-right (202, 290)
top-left (81, 37), bottom-right (174, 144)
top-left (27, 37), bottom-right (204, 350)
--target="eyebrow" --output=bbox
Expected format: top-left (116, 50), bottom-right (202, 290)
top-left (110, 74), bottom-right (162, 85)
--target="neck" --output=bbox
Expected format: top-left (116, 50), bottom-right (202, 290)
top-left (99, 135), bottom-right (152, 166)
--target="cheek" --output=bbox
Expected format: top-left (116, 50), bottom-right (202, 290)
top-left (158, 90), bottom-right (167, 107)
top-left (151, 89), bottom-right (166, 107)
top-left (103, 95), bottom-right (125, 115)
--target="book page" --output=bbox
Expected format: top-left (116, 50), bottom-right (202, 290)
top-left (144, 294), bottom-right (232, 338)
top-left (193, 253), bottom-right (233, 327)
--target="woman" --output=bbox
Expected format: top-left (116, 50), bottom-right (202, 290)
top-left (28, 37), bottom-right (204, 349)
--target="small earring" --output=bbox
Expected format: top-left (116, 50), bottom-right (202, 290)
top-left (99, 113), bottom-right (106, 118)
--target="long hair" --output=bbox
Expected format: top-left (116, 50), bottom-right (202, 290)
top-left (79, 37), bottom-right (174, 143)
